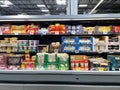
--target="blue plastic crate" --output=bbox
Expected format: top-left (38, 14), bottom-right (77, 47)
top-left (61, 44), bottom-right (77, 53)
top-left (78, 36), bottom-right (93, 44)
top-left (76, 44), bottom-right (93, 52)
top-left (61, 36), bottom-right (79, 44)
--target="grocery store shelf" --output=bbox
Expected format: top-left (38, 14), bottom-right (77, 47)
top-left (0, 70), bottom-right (120, 84)
top-left (0, 14), bottom-right (120, 21)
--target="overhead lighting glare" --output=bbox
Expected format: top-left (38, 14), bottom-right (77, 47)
top-left (37, 5), bottom-right (46, 7)
top-left (79, 4), bottom-right (88, 7)
top-left (41, 10), bottom-right (49, 12)
top-left (56, 0), bottom-right (66, 5)
top-left (89, 0), bottom-right (104, 14)
top-left (0, 5), bottom-right (9, 7)
top-left (0, 0), bottom-right (13, 5)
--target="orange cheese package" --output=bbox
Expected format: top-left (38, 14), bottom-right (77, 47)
top-left (49, 23), bottom-right (66, 34)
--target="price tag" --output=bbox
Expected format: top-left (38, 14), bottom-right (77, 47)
top-left (54, 49), bottom-right (58, 53)
top-left (6, 49), bottom-right (11, 53)
top-left (30, 31), bottom-right (34, 35)
top-left (42, 31), bottom-right (46, 35)
top-left (98, 51), bottom-right (102, 53)
top-left (88, 31), bottom-right (92, 34)
top-left (0, 31), bottom-right (2, 35)
top-left (55, 31), bottom-right (59, 35)
top-left (103, 31), bottom-right (108, 34)
top-left (14, 32), bottom-right (19, 35)
top-left (25, 50), bottom-right (29, 53)
top-left (98, 67), bottom-right (104, 71)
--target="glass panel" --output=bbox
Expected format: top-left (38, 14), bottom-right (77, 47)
top-left (0, 0), bottom-right (67, 15)
top-left (78, 0), bottom-right (120, 14)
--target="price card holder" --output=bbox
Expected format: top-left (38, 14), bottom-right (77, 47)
top-left (42, 49), bottom-right (47, 53)
top-left (88, 31), bottom-right (92, 34)
top-left (42, 31), bottom-right (46, 35)
top-left (75, 50), bottom-right (79, 53)
top-left (25, 50), bottom-right (29, 54)
top-left (6, 49), bottom-right (11, 53)
top-left (109, 51), bottom-right (114, 54)
top-left (54, 49), bottom-right (58, 53)
top-left (103, 31), bottom-right (108, 34)
top-left (55, 31), bottom-right (59, 35)
top-left (98, 67), bottom-right (104, 71)
top-left (71, 31), bottom-right (76, 34)
top-left (98, 50), bottom-right (102, 54)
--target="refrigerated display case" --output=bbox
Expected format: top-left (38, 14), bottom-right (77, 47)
top-left (0, 14), bottom-right (120, 90)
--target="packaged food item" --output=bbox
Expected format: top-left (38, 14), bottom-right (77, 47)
top-left (108, 55), bottom-right (120, 71)
top-left (89, 57), bottom-right (109, 71)
top-left (38, 28), bottom-right (49, 35)
top-left (93, 36), bottom-right (107, 52)
top-left (0, 24), bottom-right (11, 34)
top-left (112, 26), bottom-right (120, 33)
top-left (26, 24), bottom-right (39, 34)
top-left (50, 42), bottom-right (61, 53)
top-left (97, 26), bottom-right (111, 33)
top-left (0, 37), bottom-right (18, 52)
top-left (7, 54), bottom-right (24, 65)
top-left (83, 27), bottom-right (96, 34)
top-left (38, 45), bottom-right (49, 53)
top-left (49, 23), bottom-right (66, 34)
top-left (57, 53), bottom-right (69, 70)
top-left (0, 54), bottom-right (7, 70)
top-left (70, 55), bottom-right (89, 70)
top-left (11, 25), bottom-right (26, 34)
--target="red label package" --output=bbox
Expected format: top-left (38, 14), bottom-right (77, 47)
top-left (0, 54), bottom-right (7, 70)
top-left (0, 25), bottom-right (11, 34)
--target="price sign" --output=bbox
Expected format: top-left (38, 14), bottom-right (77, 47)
top-left (55, 31), bottom-right (59, 35)
top-left (25, 50), bottom-right (29, 53)
top-left (6, 49), bottom-right (11, 53)
top-left (0, 31), bottom-right (2, 35)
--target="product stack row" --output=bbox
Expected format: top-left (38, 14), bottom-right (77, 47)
top-left (0, 53), bottom-right (69, 70)
top-left (0, 37), bottom-right (39, 53)
top-left (1, 24), bottom-right (120, 35)
top-left (61, 36), bottom-right (120, 53)
top-left (35, 53), bottom-right (69, 70)
top-left (0, 53), bottom-right (119, 71)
